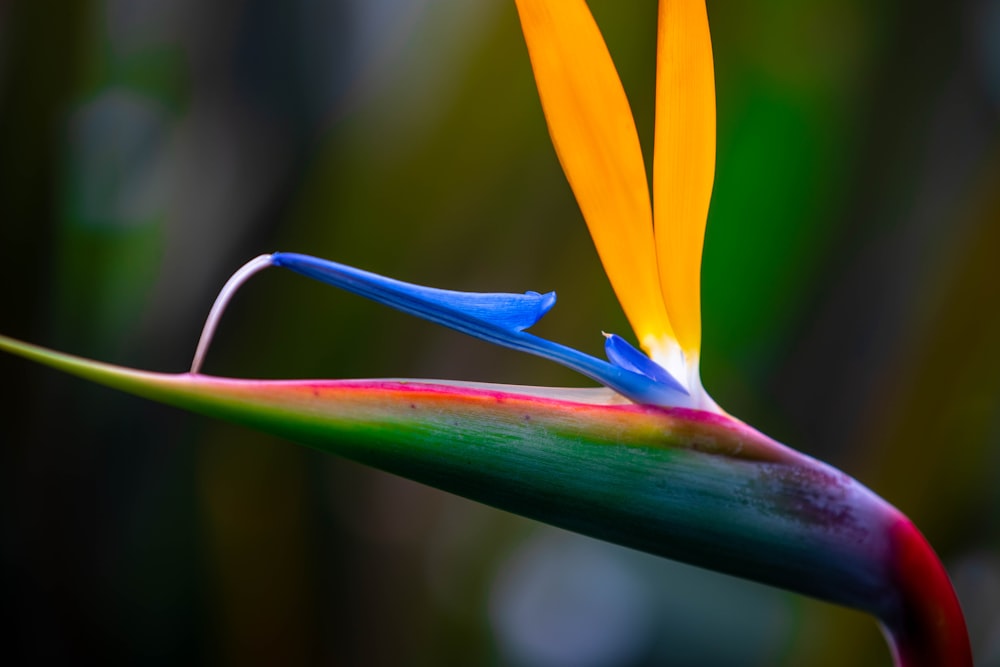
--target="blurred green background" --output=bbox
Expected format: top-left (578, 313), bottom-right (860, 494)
top-left (1, 0), bottom-right (998, 665)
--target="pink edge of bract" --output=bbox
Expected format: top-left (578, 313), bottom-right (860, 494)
top-left (169, 374), bottom-right (801, 465)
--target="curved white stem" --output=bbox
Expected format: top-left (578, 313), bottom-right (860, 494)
top-left (189, 254), bottom-right (275, 374)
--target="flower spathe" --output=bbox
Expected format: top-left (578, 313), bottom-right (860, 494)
top-left (0, 330), bottom-right (972, 667)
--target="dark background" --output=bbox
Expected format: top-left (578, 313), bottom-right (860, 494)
top-left (1, 1), bottom-right (998, 665)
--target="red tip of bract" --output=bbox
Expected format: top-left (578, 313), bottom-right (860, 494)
top-left (883, 517), bottom-right (972, 667)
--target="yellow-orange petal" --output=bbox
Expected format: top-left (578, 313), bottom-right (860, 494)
top-left (514, 0), bottom-right (675, 350)
top-left (653, 0), bottom-right (716, 356)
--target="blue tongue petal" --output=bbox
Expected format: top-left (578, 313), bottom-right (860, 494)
top-left (272, 253), bottom-right (555, 332)
top-left (603, 333), bottom-right (679, 386)
top-left (271, 252), bottom-right (689, 407)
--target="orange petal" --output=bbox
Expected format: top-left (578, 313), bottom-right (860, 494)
top-left (653, 0), bottom-right (716, 356)
top-left (514, 0), bottom-right (675, 351)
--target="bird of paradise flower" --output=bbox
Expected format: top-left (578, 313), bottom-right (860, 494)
top-left (0, 1), bottom-right (973, 665)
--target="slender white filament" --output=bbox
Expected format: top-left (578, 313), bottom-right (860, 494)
top-left (189, 254), bottom-right (275, 374)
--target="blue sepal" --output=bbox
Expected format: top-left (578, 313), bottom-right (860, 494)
top-left (271, 252), bottom-right (689, 407)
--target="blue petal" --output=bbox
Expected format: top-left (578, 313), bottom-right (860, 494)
top-left (272, 253), bottom-right (554, 331)
top-left (271, 252), bottom-right (689, 407)
top-left (604, 333), bottom-right (680, 386)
